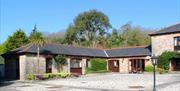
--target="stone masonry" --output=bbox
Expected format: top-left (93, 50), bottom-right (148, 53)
top-left (151, 33), bottom-right (180, 56)
top-left (19, 55), bottom-right (46, 80)
top-left (119, 58), bottom-right (129, 73)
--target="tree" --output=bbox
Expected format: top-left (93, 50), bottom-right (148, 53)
top-left (0, 56), bottom-right (4, 64)
top-left (64, 24), bottom-right (77, 44)
top-left (0, 29), bottom-right (28, 54)
top-left (54, 55), bottom-right (66, 72)
top-left (29, 25), bottom-right (45, 73)
top-left (45, 31), bottom-right (65, 44)
top-left (106, 29), bottom-right (123, 48)
top-left (120, 23), bottom-right (151, 46)
top-left (64, 10), bottom-right (112, 47)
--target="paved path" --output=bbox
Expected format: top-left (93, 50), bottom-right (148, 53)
top-left (0, 73), bottom-right (180, 91)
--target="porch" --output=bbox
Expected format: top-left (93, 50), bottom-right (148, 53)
top-left (108, 57), bottom-right (150, 73)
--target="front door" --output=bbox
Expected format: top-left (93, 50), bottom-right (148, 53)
top-left (70, 59), bottom-right (82, 74)
top-left (130, 59), bottom-right (145, 73)
top-left (172, 59), bottom-right (180, 71)
top-left (46, 58), bottom-right (52, 73)
top-left (108, 60), bottom-right (119, 72)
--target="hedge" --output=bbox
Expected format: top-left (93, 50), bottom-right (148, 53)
top-left (86, 58), bottom-right (107, 73)
top-left (90, 58), bottom-right (107, 71)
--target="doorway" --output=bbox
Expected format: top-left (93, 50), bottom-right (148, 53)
top-left (70, 58), bottom-right (82, 74)
top-left (46, 58), bottom-right (52, 73)
top-left (130, 59), bottom-right (145, 73)
top-left (108, 60), bottom-right (119, 72)
top-left (171, 59), bottom-right (180, 71)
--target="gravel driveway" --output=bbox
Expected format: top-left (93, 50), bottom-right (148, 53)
top-left (0, 73), bottom-right (180, 91)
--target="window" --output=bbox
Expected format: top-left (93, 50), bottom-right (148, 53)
top-left (114, 61), bottom-right (119, 67)
top-left (174, 37), bottom-right (180, 46)
top-left (70, 59), bottom-right (82, 68)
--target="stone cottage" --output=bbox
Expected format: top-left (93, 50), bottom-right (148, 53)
top-left (2, 44), bottom-right (151, 80)
top-left (149, 23), bottom-right (180, 71)
top-left (2, 23), bottom-right (180, 80)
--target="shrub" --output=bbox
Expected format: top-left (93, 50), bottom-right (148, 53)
top-left (59, 72), bottom-right (70, 78)
top-left (90, 58), bottom-right (107, 71)
top-left (26, 72), bottom-right (71, 80)
top-left (156, 68), bottom-right (166, 74)
top-left (86, 58), bottom-right (107, 74)
top-left (43, 74), bottom-right (50, 79)
top-left (26, 74), bottom-right (35, 80)
top-left (157, 51), bottom-right (176, 70)
top-left (54, 55), bottom-right (66, 72)
top-left (145, 65), bottom-right (153, 72)
top-left (0, 56), bottom-right (4, 64)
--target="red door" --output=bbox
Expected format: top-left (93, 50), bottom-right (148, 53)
top-left (108, 60), bottom-right (119, 72)
top-left (70, 68), bottom-right (82, 75)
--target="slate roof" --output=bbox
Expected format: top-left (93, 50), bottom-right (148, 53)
top-left (105, 46), bottom-right (151, 57)
top-left (149, 23), bottom-right (180, 36)
top-left (4, 44), bottom-right (151, 58)
top-left (7, 44), bottom-right (107, 57)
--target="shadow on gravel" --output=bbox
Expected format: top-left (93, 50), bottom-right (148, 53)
top-left (0, 78), bottom-right (17, 87)
top-left (0, 81), bottom-right (14, 87)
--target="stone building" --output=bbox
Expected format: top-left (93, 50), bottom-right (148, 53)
top-left (2, 44), bottom-right (151, 80)
top-left (2, 23), bottom-right (180, 80)
top-left (149, 23), bottom-right (180, 71)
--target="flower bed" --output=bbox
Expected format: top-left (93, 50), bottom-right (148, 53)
top-left (26, 72), bottom-right (71, 80)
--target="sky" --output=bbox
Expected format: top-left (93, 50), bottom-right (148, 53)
top-left (0, 0), bottom-right (180, 43)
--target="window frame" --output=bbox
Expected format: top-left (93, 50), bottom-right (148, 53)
top-left (174, 36), bottom-right (180, 46)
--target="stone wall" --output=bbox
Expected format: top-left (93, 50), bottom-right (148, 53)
top-left (25, 55), bottom-right (46, 74)
top-left (119, 58), bottom-right (129, 73)
top-left (19, 55), bottom-right (46, 80)
top-left (151, 33), bottom-right (180, 56)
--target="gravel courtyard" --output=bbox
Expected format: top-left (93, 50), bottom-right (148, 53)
top-left (0, 73), bottom-right (180, 91)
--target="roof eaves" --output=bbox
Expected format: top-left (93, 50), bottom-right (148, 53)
top-left (149, 31), bottom-right (180, 36)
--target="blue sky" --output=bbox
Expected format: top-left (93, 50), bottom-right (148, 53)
top-left (0, 0), bottom-right (180, 43)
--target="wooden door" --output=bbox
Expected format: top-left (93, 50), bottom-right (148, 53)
top-left (70, 59), bottom-right (82, 75)
top-left (108, 60), bottom-right (119, 72)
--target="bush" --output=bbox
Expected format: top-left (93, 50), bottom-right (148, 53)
top-left (156, 68), bottom-right (166, 74)
top-left (86, 58), bottom-right (107, 74)
top-left (157, 51), bottom-right (180, 70)
top-left (145, 65), bottom-right (153, 72)
top-left (86, 67), bottom-right (108, 74)
top-left (26, 74), bottom-right (35, 80)
top-left (0, 56), bottom-right (4, 65)
top-left (59, 72), bottom-right (70, 78)
top-left (90, 58), bottom-right (107, 71)
top-left (43, 74), bottom-right (50, 79)
top-left (26, 72), bottom-right (71, 80)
